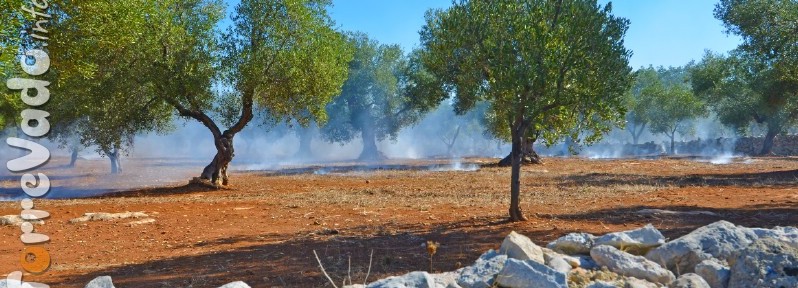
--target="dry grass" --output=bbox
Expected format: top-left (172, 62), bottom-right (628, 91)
top-left (0, 156), bottom-right (796, 287)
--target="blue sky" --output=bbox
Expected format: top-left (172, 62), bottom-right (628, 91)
top-left (224, 0), bottom-right (741, 69)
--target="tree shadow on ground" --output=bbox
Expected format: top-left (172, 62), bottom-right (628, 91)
top-left (82, 183), bottom-right (226, 199)
top-left (42, 201), bottom-right (798, 287)
top-left (557, 169), bottom-right (798, 188)
top-left (44, 216), bottom-right (521, 287)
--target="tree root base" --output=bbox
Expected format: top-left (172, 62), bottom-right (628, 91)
top-left (357, 151), bottom-right (388, 162)
top-left (509, 208), bottom-right (528, 222)
top-left (498, 154), bottom-right (542, 167)
top-left (188, 177), bottom-right (230, 190)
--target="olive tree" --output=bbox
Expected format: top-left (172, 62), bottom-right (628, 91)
top-left (183, 0), bottom-right (352, 184)
top-left (44, 0), bottom-right (181, 173)
top-left (625, 67), bottom-right (659, 145)
top-left (418, 0), bottom-right (632, 221)
top-left (47, 0), bottom-right (352, 184)
top-left (691, 0), bottom-right (798, 155)
top-left (321, 33), bottom-right (430, 161)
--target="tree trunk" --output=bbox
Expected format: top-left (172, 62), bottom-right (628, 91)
top-left (498, 137), bottom-right (541, 166)
top-left (631, 122), bottom-right (646, 146)
top-left (628, 124), bottom-right (638, 145)
top-left (761, 125), bottom-right (779, 155)
top-left (69, 148), bottom-right (79, 168)
top-left (200, 135), bottom-right (235, 186)
top-left (444, 126), bottom-right (461, 157)
top-left (358, 126), bottom-right (384, 161)
top-left (670, 135), bottom-right (675, 155)
top-left (107, 149), bottom-right (122, 174)
top-left (296, 127), bottom-right (313, 159)
top-left (508, 121), bottom-right (527, 222)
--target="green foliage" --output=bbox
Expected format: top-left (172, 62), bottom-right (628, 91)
top-left (224, 0), bottom-right (353, 129)
top-left (624, 67), bottom-right (659, 144)
top-left (646, 81), bottom-right (706, 141)
top-left (640, 66), bottom-right (706, 145)
top-left (36, 0), bottom-right (351, 170)
top-left (689, 0), bottom-right (798, 150)
top-left (690, 51), bottom-right (780, 133)
top-left (417, 0), bottom-right (633, 147)
top-left (45, 0), bottom-right (186, 156)
top-left (0, 0), bottom-right (27, 130)
top-left (715, 0), bottom-right (798, 85)
top-left (321, 32), bottom-right (417, 145)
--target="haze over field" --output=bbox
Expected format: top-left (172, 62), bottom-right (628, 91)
top-left (104, 0), bottom-right (746, 167)
top-left (2, 1), bottom-right (798, 287)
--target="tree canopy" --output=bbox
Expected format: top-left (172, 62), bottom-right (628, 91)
top-left (639, 66), bottom-right (706, 154)
top-left (624, 67), bottom-right (659, 145)
top-left (1, 0), bottom-right (28, 133)
top-left (322, 33), bottom-right (436, 160)
top-left (689, 0), bottom-right (798, 155)
top-left (32, 0), bottom-right (353, 182)
top-left (43, 0), bottom-right (180, 173)
top-left (417, 0), bottom-right (632, 221)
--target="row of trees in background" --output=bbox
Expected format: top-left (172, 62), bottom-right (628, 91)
top-left (691, 0), bottom-right (798, 155)
top-left (625, 66), bottom-right (706, 154)
top-left (6, 1), bottom-right (793, 169)
top-left (624, 0), bottom-right (798, 156)
top-left (3, 0), bottom-right (447, 180)
top-left (2, 0), bottom-right (354, 183)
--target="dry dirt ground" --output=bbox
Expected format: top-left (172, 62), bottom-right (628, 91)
top-left (0, 156), bottom-right (797, 287)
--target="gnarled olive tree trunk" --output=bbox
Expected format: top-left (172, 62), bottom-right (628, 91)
top-left (760, 124), bottom-right (780, 155)
top-left (104, 148), bottom-right (122, 174)
top-left (69, 148), bottom-right (79, 168)
top-left (358, 123), bottom-right (385, 161)
top-left (200, 134), bottom-right (235, 186)
top-left (498, 137), bottom-right (541, 166)
top-left (442, 125), bottom-right (461, 157)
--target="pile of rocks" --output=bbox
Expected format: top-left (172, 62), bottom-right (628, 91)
top-left (2, 221), bottom-right (794, 287)
top-left (352, 221), bottom-right (798, 288)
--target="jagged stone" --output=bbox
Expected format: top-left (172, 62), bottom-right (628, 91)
top-left (694, 259), bottom-right (730, 288)
top-left (84, 276), bottom-right (115, 288)
top-left (499, 231), bottom-right (545, 263)
top-left (547, 232), bottom-right (595, 255)
top-left (217, 282), bottom-right (251, 288)
top-left (494, 258), bottom-right (567, 288)
top-left (645, 221), bottom-right (758, 274)
top-left (367, 271), bottom-right (435, 288)
top-left (431, 270), bottom-right (462, 288)
top-left (586, 280), bottom-right (617, 288)
top-left (594, 224), bottom-right (665, 255)
top-left (456, 250), bottom-right (506, 288)
top-left (672, 273), bottom-right (710, 288)
top-left (591, 245), bottom-right (675, 284)
top-left (728, 238), bottom-right (798, 288)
